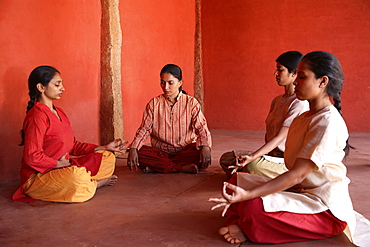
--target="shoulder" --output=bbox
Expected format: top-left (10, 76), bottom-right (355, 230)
top-left (311, 106), bottom-right (347, 131)
top-left (24, 103), bottom-right (49, 125)
top-left (180, 94), bottom-right (200, 105)
top-left (147, 95), bottom-right (163, 106)
top-left (143, 95), bottom-right (165, 112)
top-left (271, 94), bottom-right (284, 104)
top-left (27, 103), bottom-right (48, 118)
top-left (290, 97), bottom-right (309, 109)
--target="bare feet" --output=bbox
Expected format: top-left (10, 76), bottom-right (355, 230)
top-left (144, 167), bottom-right (156, 173)
top-left (181, 164), bottom-right (198, 174)
top-left (97, 175), bottom-right (118, 188)
top-left (219, 225), bottom-right (247, 244)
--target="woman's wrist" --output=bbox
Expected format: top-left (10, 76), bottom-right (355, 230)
top-left (94, 146), bottom-right (106, 151)
top-left (249, 152), bottom-right (257, 161)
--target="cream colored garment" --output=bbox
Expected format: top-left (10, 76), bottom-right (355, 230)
top-left (284, 106), bottom-right (356, 239)
top-left (237, 173), bottom-right (370, 246)
top-left (237, 106), bottom-right (366, 245)
top-left (225, 95), bottom-right (307, 179)
top-left (235, 151), bottom-right (287, 179)
top-left (23, 150), bottom-right (115, 203)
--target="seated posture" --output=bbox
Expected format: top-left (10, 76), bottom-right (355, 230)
top-left (209, 51), bottom-right (365, 245)
top-left (13, 66), bottom-right (126, 203)
top-left (220, 51), bottom-right (308, 179)
top-left (127, 64), bottom-right (212, 174)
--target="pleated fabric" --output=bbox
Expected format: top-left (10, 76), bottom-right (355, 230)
top-left (23, 150), bottom-right (115, 203)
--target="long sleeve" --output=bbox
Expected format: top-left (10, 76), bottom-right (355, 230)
top-left (70, 140), bottom-right (98, 156)
top-left (130, 101), bottom-right (154, 150)
top-left (21, 103), bottom-right (75, 177)
top-left (22, 109), bottom-right (58, 174)
top-left (190, 100), bottom-right (212, 148)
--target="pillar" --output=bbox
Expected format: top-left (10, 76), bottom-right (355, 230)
top-left (100, 0), bottom-right (123, 144)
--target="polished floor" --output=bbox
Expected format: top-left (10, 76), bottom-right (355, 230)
top-left (1, 130), bottom-right (369, 247)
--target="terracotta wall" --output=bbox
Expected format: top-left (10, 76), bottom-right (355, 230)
top-left (0, 0), bottom-right (101, 184)
top-left (1, 0), bottom-right (369, 186)
top-left (0, 0), bottom-right (196, 185)
top-left (202, 0), bottom-right (370, 132)
top-left (120, 0), bottom-right (196, 143)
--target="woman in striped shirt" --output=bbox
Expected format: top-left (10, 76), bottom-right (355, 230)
top-left (127, 64), bottom-right (212, 174)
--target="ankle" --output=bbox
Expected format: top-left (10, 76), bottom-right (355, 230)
top-left (181, 164), bottom-right (198, 174)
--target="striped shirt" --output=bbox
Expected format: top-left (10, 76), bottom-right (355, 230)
top-left (130, 92), bottom-right (212, 154)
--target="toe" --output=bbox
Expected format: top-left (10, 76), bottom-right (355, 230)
top-left (219, 227), bottom-right (229, 235)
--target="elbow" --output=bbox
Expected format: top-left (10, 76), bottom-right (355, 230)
top-left (288, 170), bottom-right (308, 186)
top-left (293, 175), bottom-right (306, 185)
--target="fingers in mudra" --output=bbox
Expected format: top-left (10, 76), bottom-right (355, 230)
top-left (208, 198), bottom-right (231, 217)
top-left (114, 139), bottom-right (127, 150)
top-left (228, 166), bottom-right (239, 174)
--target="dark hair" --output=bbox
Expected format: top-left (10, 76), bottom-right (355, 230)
top-left (302, 51), bottom-right (353, 155)
top-left (302, 51), bottom-right (344, 115)
top-left (160, 64), bottom-right (187, 94)
top-left (20, 65), bottom-right (60, 146)
top-left (26, 65), bottom-right (60, 113)
top-left (276, 51), bottom-right (303, 73)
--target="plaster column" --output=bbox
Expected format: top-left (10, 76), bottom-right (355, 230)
top-left (194, 0), bottom-right (204, 111)
top-left (100, 0), bottom-right (123, 144)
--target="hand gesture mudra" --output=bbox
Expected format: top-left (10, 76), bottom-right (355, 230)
top-left (228, 153), bottom-right (253, 175)
top-left (105, 139), bottom-right (128, 154)
top-left (208, 182), bottom-right (250, 217)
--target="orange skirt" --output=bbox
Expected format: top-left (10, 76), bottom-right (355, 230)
top-left (22, 150), bottom-right (115, 203)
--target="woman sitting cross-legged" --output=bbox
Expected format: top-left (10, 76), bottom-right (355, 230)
top-left (127, 64), bottom-right (212, 174)
top-left (209, 51), bottom-right (368, 246)
top-left (13, 65), bottom-right (126, 203)
top-left (220, 51), bottom-right (308, 179)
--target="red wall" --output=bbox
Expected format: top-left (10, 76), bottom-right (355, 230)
top-left (1, 0), bottom-right (369, 186)
top-left (202, 0), bottom-right (370, 132)
top-left (0, 0), bottom-right (101, 184)
top-left (120, 0), bottom-right (196, 142)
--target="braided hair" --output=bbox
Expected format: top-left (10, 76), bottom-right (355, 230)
top-left (20, 66), bottom-right (60, 145)
top-left (302, 51), bottom-right (352, 155)
top-left (26, 66), bottom-right (60, 112)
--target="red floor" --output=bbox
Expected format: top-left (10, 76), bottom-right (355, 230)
top-left (1, 130), bottom-right (368, 246)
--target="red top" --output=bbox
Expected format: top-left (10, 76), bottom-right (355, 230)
top-left (13, 102), bottom-right (102, 202)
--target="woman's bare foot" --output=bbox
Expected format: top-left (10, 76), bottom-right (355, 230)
top-left (144, 167), bottom-right (156, 173)
top-left (219, 225), bottom-right (247, 244)
top-left (181, 164), bottom-right (198, 174)
top-left (97, 175), bottom-right (118, 188)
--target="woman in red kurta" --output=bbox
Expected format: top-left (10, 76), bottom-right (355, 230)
top-left (13, 65), bottom-right (125, 203)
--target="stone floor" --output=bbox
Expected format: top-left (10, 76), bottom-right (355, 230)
top-left (1, 130), bottom-right (369, 247)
